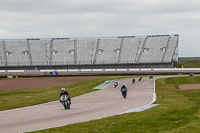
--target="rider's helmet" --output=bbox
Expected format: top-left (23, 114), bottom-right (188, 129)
top-left (61, 88), bottom-right (65, 92)
top-left (122, 85), bottom-right (125, 88)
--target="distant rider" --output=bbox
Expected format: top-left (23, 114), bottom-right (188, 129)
top-left (132, 78), bottom-right (135, 83)
top-left (121, 85), bottom-right (127, 94)
top-left (114, 82), bottom-right (118, 88)
top-left (139, 77), bottom-right (142, 81)
top-left (149, 75), bottom-right (153, 79)
top-left (60, 88), bottom-right (71, 104)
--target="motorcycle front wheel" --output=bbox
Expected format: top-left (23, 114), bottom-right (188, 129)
top-left (64, 102), bottom-right (67, 109)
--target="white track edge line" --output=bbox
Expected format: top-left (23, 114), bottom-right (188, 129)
top-left (119, 78), bottom-right (158, 114)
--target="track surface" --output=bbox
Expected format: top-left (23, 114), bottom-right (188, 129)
top-left (0, 77), bottom-right (155, 133)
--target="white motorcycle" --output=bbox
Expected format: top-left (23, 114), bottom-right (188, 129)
top-left (60, 95), bottom-right (70, 110)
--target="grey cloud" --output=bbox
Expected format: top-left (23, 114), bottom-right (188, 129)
top-left (0, 0), bottom-right (200, 56)
top-left (1, 0), bottom-right (200, 14)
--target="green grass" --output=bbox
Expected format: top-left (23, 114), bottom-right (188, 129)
top-left (0, 76), bottom-right (137, 111)
top-left (174, 61), bottom-right (200, 68)
top-left (31, 76), bottom-right (200, 133)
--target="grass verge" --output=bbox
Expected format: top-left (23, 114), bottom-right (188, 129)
top-left (0, 76), bottom-right (137, 111)
top-left (31, 76), bottom-right (200, 133)
top-left (174, 61), bottom-right (200, 68)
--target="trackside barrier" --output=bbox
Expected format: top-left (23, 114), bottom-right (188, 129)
top-left (1, 68), bottom-right (200, 73)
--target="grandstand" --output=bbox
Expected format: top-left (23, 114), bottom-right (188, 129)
top-left (0, 34), bottom-right (179, 69)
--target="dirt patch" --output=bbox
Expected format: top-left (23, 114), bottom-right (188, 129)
top-left (0, 76), bottom-right (97, 90)
top-left (179, 84), bottom-right (200, 90)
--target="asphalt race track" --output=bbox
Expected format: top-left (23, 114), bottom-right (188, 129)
top-left (0, 77), bottom-right (156, 133)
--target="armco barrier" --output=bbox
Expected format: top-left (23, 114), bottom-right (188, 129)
top-left (1, 68), bottom-right (200, 73)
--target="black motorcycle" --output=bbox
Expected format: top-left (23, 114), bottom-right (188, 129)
top-left (149, 75), bottom-right (153, 79)
top-left (132, 78), bottom-right (135, 84)
top-left (121, 88), bottom-right (127, 98)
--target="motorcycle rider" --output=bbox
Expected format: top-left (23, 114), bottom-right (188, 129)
top-left (139, 77), bottom-right (142, 81)
top-left (114, 81), bottom-right (118, 88)
top-left (149, 75), bottom-right (153, 79)
top-left (132, 78), bottom-right (135, 83)
top-left (121, 85), bottom-right (127, 98)
top-left (60, 88), bottom-right (71, 104)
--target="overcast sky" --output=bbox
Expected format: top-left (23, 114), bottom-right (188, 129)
top-left (0, 0), bottom-right (200, 57)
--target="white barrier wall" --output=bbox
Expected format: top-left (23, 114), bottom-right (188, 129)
top-left (0, 68), bottom-right (200, 73)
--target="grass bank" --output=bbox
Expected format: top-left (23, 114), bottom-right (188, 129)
top-left (32, 76), bottom-right (200, 133)
top-left (174, 61), bottom-right (200, 68)
top-left (0, 76), bottom-right (136, 111)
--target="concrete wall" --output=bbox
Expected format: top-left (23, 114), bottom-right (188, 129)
top-left (0, 63), bottom-right (173, 70)
top-left (178, 57), bottom-right (200, 61)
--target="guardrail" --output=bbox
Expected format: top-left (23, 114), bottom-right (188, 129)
top-left (0, 68), bottom-right (200, 73)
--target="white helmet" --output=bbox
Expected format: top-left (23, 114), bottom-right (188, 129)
top-left (61, 88), bottom-right (65, 92)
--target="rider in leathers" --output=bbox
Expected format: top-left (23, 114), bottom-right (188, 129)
top-left (60, 88), bottom-right (71, 104)
top-left (121, 85), bottom-right (127, 94)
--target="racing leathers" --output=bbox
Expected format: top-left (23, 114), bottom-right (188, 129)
top-left (60, 90), bottom-right (71, 104)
